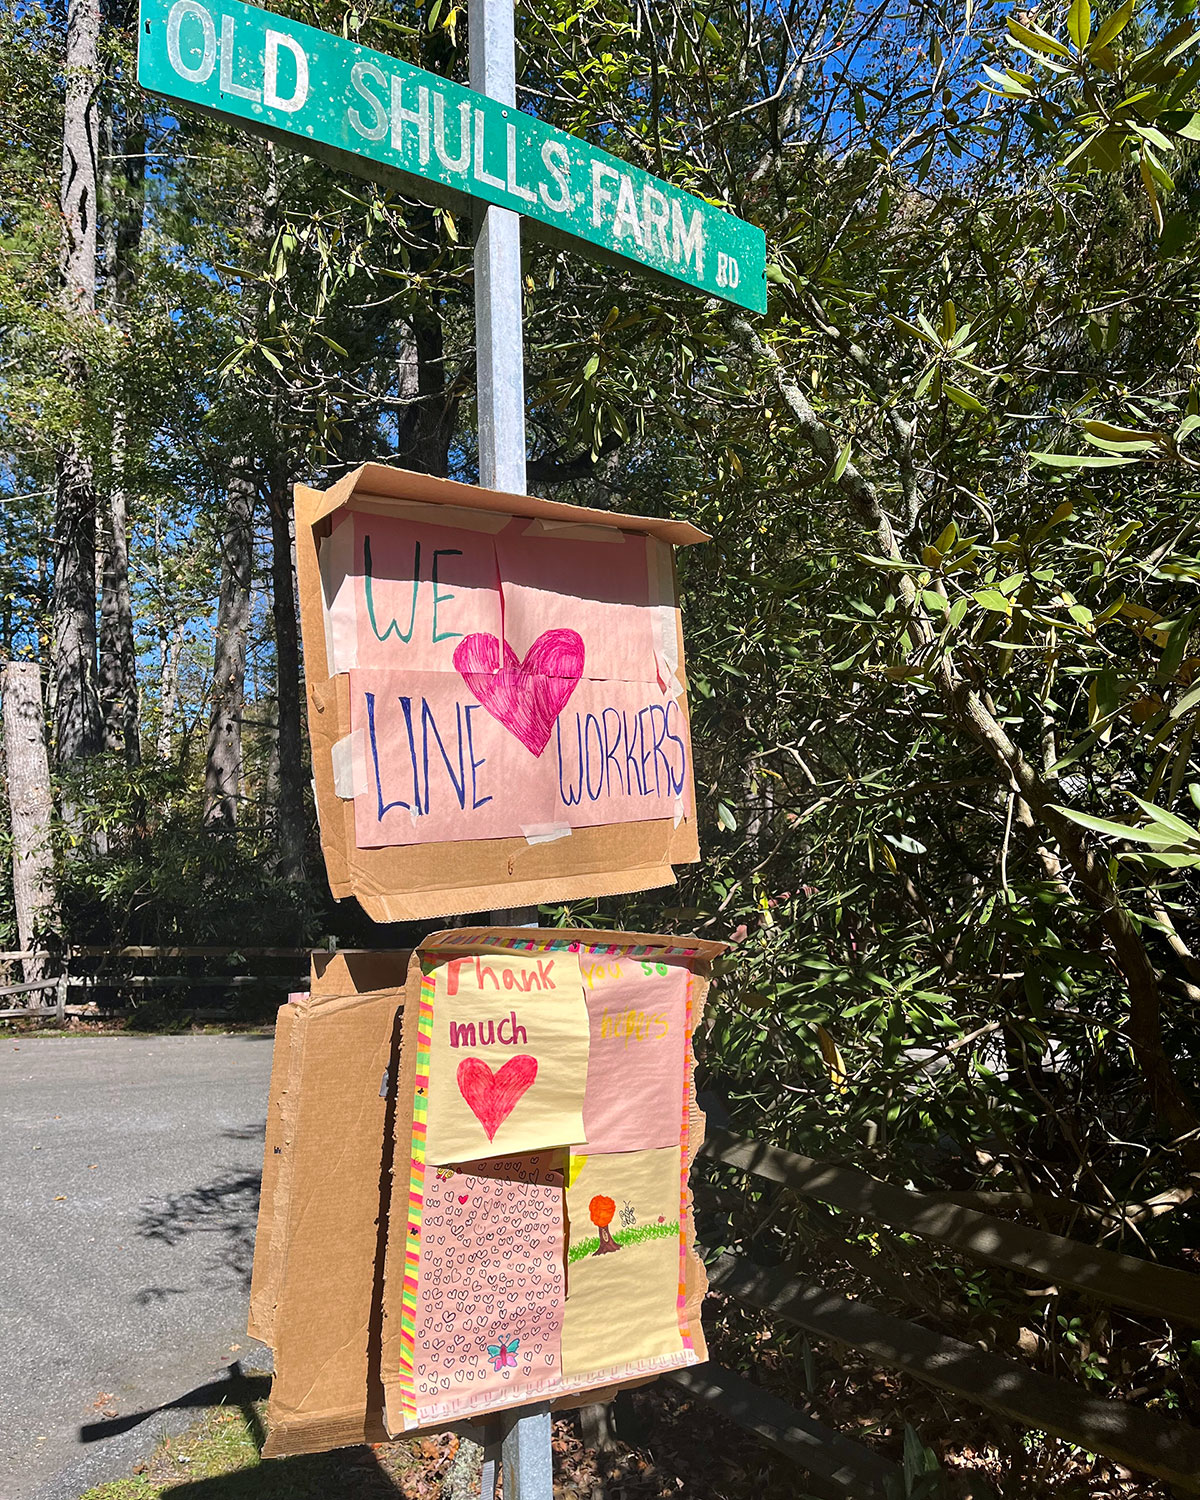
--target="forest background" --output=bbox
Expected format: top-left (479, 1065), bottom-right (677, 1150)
top-left (4, 0), bottom-right (1200, 1492)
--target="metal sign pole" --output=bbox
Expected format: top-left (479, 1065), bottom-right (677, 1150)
top-left (470, 0), bottom-right (526, 498)
top-left (468, 2), bottom-right (552, 1496)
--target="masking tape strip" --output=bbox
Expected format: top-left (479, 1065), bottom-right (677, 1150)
top-left (320, 517), bottom-right (359, 674)
top-left (647, 536), bottom-right (680, 685)
top-left (522, 519), bottom-right (626, 542)
top-left (349, 494), bottom-right (511, 534)
top-left (520, 822), bottom-right (573, 845)
top-left (331, 730), bottom-right (366, 800)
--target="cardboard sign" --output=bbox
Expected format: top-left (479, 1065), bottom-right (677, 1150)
top-left (248, 951), bottom-right (408, 1457)
top-left (296, 463), bottom-right (705, 920)
top-left (380, 926), bottom-right (724, 1435)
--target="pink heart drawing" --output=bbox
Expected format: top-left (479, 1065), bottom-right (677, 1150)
top-left (456, 1055), bottom-right (538, 1140)
top-left (452, 629), bottom-right (585, 756)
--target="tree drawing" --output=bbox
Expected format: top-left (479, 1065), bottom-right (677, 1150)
top-left (589, 1195), bottom-right (621, 1254)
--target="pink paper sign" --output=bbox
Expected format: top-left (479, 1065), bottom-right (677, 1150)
top-left (413, 1153), bottom-right (565, 1424)
top-left (323, 511), bottom-right (667, 686)
top-left (578, 956), bottom-right (689, 1152)
top-left (325, 512), bottom-right (503, 676)
top-left (349, 669), bottom-right (690, 847)
top-left (494, 527), bottom-right (658, 684)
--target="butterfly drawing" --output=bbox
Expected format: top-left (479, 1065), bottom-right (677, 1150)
top-left (435, 1167), bottom-right (456, 1182)
top-left (487, 1335), bottom-right (520, 1373)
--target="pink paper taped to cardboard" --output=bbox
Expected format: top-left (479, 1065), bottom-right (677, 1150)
top-left (410, 1153), bottom-right (566, 1425)
top-left (349, 669), bottom-right (690, 848)
top-left (324, 511), bottom-right (659, 686)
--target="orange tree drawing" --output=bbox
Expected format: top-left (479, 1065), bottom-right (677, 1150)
top-left (589, 1195), bottom-right (621, 1254)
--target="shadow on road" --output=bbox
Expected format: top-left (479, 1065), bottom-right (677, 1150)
top-left (134, 1166), bottom-right (261, 1291)
top-left (80, 1363), bottom-right (269, 1445)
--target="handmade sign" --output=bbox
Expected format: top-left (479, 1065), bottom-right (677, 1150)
top-left (249, 950), bottom-right (409, 1457)
top-left (296, 463), bottom-right (705, 920)
top-left (380, 926), bottom-right (724, 1435)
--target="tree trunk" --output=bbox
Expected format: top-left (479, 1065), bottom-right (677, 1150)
top-left (268, 456), bottom-right (306, 881)
top-left (156, 619), bottom-right (183, 761)
top-left (98, 87), bottom-right (144, 763)
top-left (53, 0), bottom-right (102, 769)
top-left (2, 663), bottom-right (56, 985)
top-left (99, 409), bottom-right (140, 762)
top-left (595, 1224), bottom-right (621, 1254)
top-left (203, 458), bottom-right (256, 826)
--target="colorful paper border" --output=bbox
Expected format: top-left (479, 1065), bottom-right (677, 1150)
top-left (395, 969), bottom-right (435, 1425)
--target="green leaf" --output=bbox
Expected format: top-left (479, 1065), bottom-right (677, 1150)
top-left (973, 590), bottom-right (1012, 612)
top-left (716, 801), bottom-right (737, 832)
top-left (1068, 0), bottom-right (1091, 51)
top-left (944, 383), bottom-right (985, 414)
top-left (1126, 794), bottom-right (1200, 842)
top-left (1169, 682), bottom-right (1200, 721)
top-left (1030, 450), bottom-right (1136, 468)
top-left (764, 263), bottom-right (788, 286)
top-left (1048, 805), bottom-right (1181, 846)
top-left (832, 439), bottom-right (852, 480)
top-left (1081, 419), bottom-right (1162, 446)
top-left (1007, 18), bottom-right (1072, 57)
top-left (1092, 0), bottom-right (1134, 48)
top-left (883, 831), bottom-right (927, 855)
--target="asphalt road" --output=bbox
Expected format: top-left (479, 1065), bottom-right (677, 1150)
top-left (1, 1035), bottom-right (276, 1500)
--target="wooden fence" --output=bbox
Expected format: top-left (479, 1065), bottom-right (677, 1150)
top-left (682, 1129), bottom-right (1200, 1497)
top-left (0, 945), bottom-right (314, 1020)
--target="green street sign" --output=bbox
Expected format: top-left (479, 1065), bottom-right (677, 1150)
top-left (137, 0), bottom-right (766, 312)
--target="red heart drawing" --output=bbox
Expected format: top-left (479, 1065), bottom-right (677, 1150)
top-left (457, 1193), bottom-right (469, 1204)
top-left (452, 629), bottom-right (585, 756)
top-left (456, 1055), bottom-right (538, 1140)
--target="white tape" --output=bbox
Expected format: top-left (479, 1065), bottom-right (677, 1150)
top-left (523, 519), bottom-right (626, 542)
top-left (674, 797), bottom-right (685, 828)
top-left (647, 536), bottom-right (680, 685)
top-left (331, 730), bottom-right (366, 799)
top-left (311, 776), bottom-right (321, 831)
top-left (521, 822), bottom-right (573, 845)
top-left (320, 517), bottom-right (359, 674)
top-left (351, 494), bottom-right (510, 533)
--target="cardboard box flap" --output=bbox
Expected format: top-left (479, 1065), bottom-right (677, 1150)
top-left (301, 461), bottom-right (709, 546)
top-left (309, 948), bottom-right (412, 997)
top-left (417, 927), bottom-right (725, 965)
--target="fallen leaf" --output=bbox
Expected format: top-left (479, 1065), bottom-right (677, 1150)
top-left (53, 1196), bottom-right (66, 1202)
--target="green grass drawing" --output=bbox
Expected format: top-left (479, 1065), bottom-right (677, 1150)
top-left (567, 1219), bottom-right (679, 1264)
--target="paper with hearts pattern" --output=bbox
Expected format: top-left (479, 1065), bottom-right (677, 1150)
top-left (411, 1153), bottom-right (566, 1425)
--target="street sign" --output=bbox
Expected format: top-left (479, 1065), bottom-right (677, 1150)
top-left (137, 0), bottom-right (767, 313)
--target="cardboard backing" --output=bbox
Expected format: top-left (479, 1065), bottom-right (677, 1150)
top-left (379, 926), bottom-right (723, 1436)
top-left (295, 463), bottom-right (705, 921)
top-left (250, 951), bottom-right (409, 1458)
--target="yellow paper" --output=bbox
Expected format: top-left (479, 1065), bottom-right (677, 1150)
top-left (561, 1147), bottom-right (684, 1378)
top-left (425, 950), bottom-right (588, 1163)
